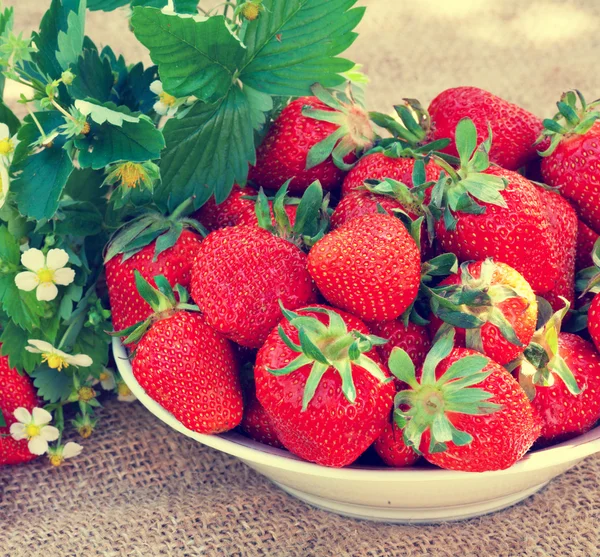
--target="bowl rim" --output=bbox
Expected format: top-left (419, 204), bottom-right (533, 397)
top-left (114, 338), bottom-right (600, 481)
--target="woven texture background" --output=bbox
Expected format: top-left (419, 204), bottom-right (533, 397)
top-left (2, 0), bottom-right (600, 555)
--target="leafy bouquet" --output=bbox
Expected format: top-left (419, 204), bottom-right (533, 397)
top-left (0, 0), bottom-right (364, 465)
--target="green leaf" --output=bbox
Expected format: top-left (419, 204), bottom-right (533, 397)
top-left (0, 321), bottom-right (40, 372)
top-left (12, 111), bottom-right (65, 167)
top-left (131, 8), bottom-right (245, 102)
top-left (31, 365), bottom-right (74, 403)
top-left (0, 275), bottom-right (45, 331)
top-left (240, 0), bottom-right (363, 97)
top-left (455, 118), bottom-right (477, 167)
top-left (12, 145), bottom-right (74, 220)
top-left (158, 85), bottom-right (255, 207)
top-left (88, 0), bottom-right (130, 10)
top-left (0, 409), bottom-right (5, 428)
top-left (0, 101), bottom-right (20, 136)
top-left (54, 200), bottom-right (103, 236)
top-left (70, 48), bottom-right (114, 102)
top-left (63, 167), bottom-right (106, 204)
top-left (131, 0), bottom-right (199, 13)
top-left (0, 224), bottom-right (20, 264)
top-left (56, 1), bottom-right (86, 71)
top-left (388, 347), bottom-right (417, 387)
top-left (75, 99), bottom-right (140, 125)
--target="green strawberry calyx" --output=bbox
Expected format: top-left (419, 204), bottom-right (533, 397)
top-left (267, 304), bottom-right (391, 410)
top-left (391, 327), bottom-right (500, 454)
top-left (537, 90), bottom-right (600, 157)
top-left (427, 259), bottom-right (525, 351)
top-left (111, 271), bottom-right (200, 345)
top-left (519, 298), bottom-right (581, 399)
top-left (302, 83), bottom-right (376, 172)
top-left (104, 197), bottom-right (207, 264)
top-left (255, 180), bottom-right (330, 249)
top-left (428, 118), bottom-right (507, 231)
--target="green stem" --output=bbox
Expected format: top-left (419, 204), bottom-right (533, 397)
top-left (169, 197), bottom-right (194, 221)
top-left (325, 333), bottom-right (356, 360)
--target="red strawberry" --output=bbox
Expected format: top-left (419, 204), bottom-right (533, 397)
top-left (517, 306), bottom-right (600, 445)
top-left (308, 213), bottom-right (421, 322)
top-left (428, 86), bottom-right (543, 170)
top-left (129, 275), bottom-right (243, 434)
top-left (368, 319), bottom-right (430, 369)
top-left (390, 331), bottom-right (540, 472)
top-left (249, 86), bottom-right (374, 194)
top-left (241, 389), bottom-right (285, 449)
top-left (588, 294), bottom-right (600, 353)
top-left (340, 152), bottom-right (441, 197)
top-left (331, 190), bottom-right (408, 229)
top-left (537, 188), bottom-right (577, 311)
top-left (0, 351), bottom-right (41, 466)
top-left (576, 220), bottom-right (598, 272)
top-left (190, 184), bottom-right (323, 348)
top-left (431, 119), bottom-right (557, 294)
top-left (539, 91), bottom-right (600, 234)
top-left (105, 212), bottom-right (204, 337)
top-left (255, 305), bottom-right (395, 467)
top-left (374, 417), bottom-right (420, 468)
top-left (428, 260), bottom-right (537, 366)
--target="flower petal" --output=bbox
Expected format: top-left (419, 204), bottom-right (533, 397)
top-left (13, 407), bottom-right (31, 424)
top-left (40, 425), bottom-right (59, 442)
top-left (28, 436), bottom-right (49, 455)
top-left (9, 422), bottom-right (26, 440)
top-left (21, 248), bottom-right (45, 272)
top-left (26, 339), bottom-right (55, 354)
top-left (46, 248), bottom-right (69, 270)
top-left (52, 267), bottom-right (75, 286)
top-left (0, 163), bottom-right (9, 209)
top-left (62, 442), bottom-right (83, 459)
top-left (149, 80), bottom-right (163, 94)
top-left (32, 407), bottom-right (53, 426)
top-left (67, 354), bottom-right (93, 367)
top-left (14, 271), bottom-right (40, 292)
top-left (153, 101), bottom-right (168, 115)
top-left (0, 123), bottom-right (9, 139)
top-left (36, 282), bottom-right (58, 301)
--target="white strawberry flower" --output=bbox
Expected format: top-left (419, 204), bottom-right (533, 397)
top-left (9, 407), bottom-right (59, 456)
top-left (0, 122), bottom-right (19, 164)
top-left (26, 339), bottom-right (93, 372)
top-left (15, 248), bottom-right (76, 301)
top-left (0, 162), bottom-right (9, 211)
top-left (48, 441), bottom-right (83, 467)
top-left (117, 380), bottom-right (136, 402)
top-left (92, 368), bottom-right (116, 390)
top-left (150, 80), bottom-right (193, 116)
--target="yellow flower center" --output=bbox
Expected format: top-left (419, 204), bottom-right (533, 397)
top-left (43, 352), bottom-right (69, 371)
top-left (78, 386), bottom-right (96, 402)
top-left (26, 424), bottom-right (41, 438)
top-left (118, 382), bottom-right (133, 397)
top-left (99, 371), bottom-right (109, 381)
top-left (37, 268), bottom-right (55, 283)
top-left (0, 138), bottom-right (14, 156)
top-left (159, 91), bottom-right (177, 107)
top-left (242, 2), bottom-right (261, 20)
top-left (49, 454), bottom-right (64, 467)
top-left (78, 425), bottom-right (93, 439)
top-left (116, 162), bottom-right (144, 189)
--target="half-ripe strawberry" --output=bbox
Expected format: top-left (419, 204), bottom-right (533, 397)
top-left (517, 304), bottom-right (600, 445)
top-left (249, 85), bottom-right (375, 194)
top-left (104, 203), bottom-right (205, 338)
top-left (428, 260), bottom-right (537, 366)
top-left (373, 416), bottom-right (420, 468)
top-left (430, 118), bottom-right (557, 294)
top-left (0, 351), bottom-right (40, 466)
top-left (124, 273), bottom-right (243, 434)
top-left (190, 183), bottom-right (324, 348)
top-left (255, 305), bottom-right (395, 467)
top-left (576, 220), bottom-right (598, 272)
top-left (308, 212), bottom-right (421, 322)
top-left (427, 86), bottom-right (543, 170)
top-left (539, 91), bottom-right (600, 234)
top-left (391, 330), bottom-right (540, 472)
top-left (537, 188), bottom-right (577, 311)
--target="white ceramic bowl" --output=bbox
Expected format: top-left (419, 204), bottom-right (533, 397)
top-left (114, 338), bottom-right (600, 523)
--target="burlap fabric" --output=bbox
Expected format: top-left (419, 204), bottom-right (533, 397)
top-left (2, 0), bottom-right (600, 555)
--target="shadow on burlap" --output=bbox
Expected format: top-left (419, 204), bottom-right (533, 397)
top-left (1, 0), bottom-right (600, 555)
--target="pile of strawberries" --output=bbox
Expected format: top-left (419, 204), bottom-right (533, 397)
top-left (102, 85), bottom-right (600, 473)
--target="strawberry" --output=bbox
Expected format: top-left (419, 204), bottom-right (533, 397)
top-left (0, 351), bottom-right (41, 466)
top-left (579, 239), bottom-right (600, 352)
top-left (427, 86), bottom-right (543, 170)
top-left (255, 305), bottom-right (395, 467)
top-left (241, 389), bottom-right (285, 449)
top-left (428, 260), bottom-right (537, 366)
top-left (391, 330), bottom-right (540, 472)
top-left (430, 118), bottom-right (557, 294)
top-left (539, 91), bottom-right (600, 234)
top-left (190, 184), bottom-right (323, 348)
top-left (340, 151), bottom-right (442, 197)
top-left (373, 416), bottom-right (420, 468)
top-left (536, 188), bottom-right (577, 311)
top-left (331, 189), bottom-right (408, 229)
top-left (125, 274), bottom-right (243, 434)
top-left (576, 220), bottom-right (598, 272)
top-left (249, 85), bottom-right (375, 194)
top-left (368, 319), bottom-right (430, 369)
top-left (517, 305), bottom-right (600, 445)
top-left (104, 205), bottom-right (204, 337)
top-left (308, 212), bottom-right (421, 322)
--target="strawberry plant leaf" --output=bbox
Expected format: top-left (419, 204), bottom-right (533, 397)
top-left (239, 0), bottom-right (363, 97)
top-left (75, 100), bottom-right (140, 126)
top-left (131, 0), bottom-right (199, 13)
top-left (0, 224), bottom-right (20, 265)
top-left (12, 145), bottom-right (74, 220)
top-left (158, 85), bottom-right (255, 208)
top-left (0, 276), bottom-right (45, 332)
top-left (0, 101), bottom-right (20, 136)
top-left (55, 1), bottom-right (86, 71)
top-left (0, 321), bottom-right (43, 373)
top-left (88, 0), bottom-right (130, 10)
top-left (131, 8), bottom-right (246, 102)
top-left (70, 48), bottom-right (114, 102)
top-left (31, 365), bottom-right (74, 403)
